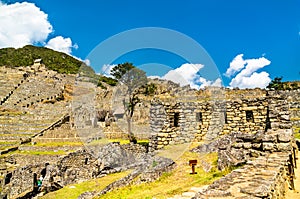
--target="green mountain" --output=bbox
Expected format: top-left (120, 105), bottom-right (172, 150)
top-left (0, 45), bottom-right (84, 74)
top-left (0, 45), bottom-right (118, 88)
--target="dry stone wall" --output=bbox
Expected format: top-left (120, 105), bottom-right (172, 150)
top-left (149, 88), bottom-right (299, 150)
top-left (0, 143), bottom-right (174, 199)
top-left (194, 129), bottom-right (297, 198)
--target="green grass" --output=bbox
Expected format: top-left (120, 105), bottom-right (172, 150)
top-left (0, 141), bottom-right (18, 145)
top-left (0, 141), bottom-right (18, 150)
top-left (291, 117), bottom-right (300, 121)
top-left (4, 150), bottom-right (68, 156)
top-left (99, 152), bottom-right (230, 199)
top-left (27, 141), bottom-right (84, 147)
top-left (88, 138), bottom-right (149, 146)
top-left (289, 108), bottom-right (300, 111)
top-left (109, 139), bottom-right (149, 145)
top-left (41, 170), bottom-right (132, 199)
top-left (294, 127), bottom-right (300, 139)
top-left (0, 110), bottom-right (25, 116)
top-left (0, 133), bottom-right (33, 137)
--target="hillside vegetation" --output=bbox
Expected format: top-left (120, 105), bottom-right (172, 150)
top-left (0, 45), bottom-right (84, 74)
top-left (0, 45), bottom-right (118, 87)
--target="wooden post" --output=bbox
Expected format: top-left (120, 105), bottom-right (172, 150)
top-left (189, 160), bottom-right (197, 174)
top-left (293, 147), bottom-right (297, 169)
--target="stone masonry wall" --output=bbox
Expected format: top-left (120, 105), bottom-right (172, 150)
top-left (194, 128), bottom-right (297, 198)
top-left (149, 88), bottom-right (299, 150)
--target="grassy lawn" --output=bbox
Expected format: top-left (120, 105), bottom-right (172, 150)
top-left (294, 127), bottom-right (300, 139)
top-left (2, 149), bottom-right (68, 156)
top-left (291, 117), bottom-right (300, 121)
top-left (88, 138), bottom-right (149, 146)
top-left (27, 141), bottom-right (84, 147)
top-left (99, 150), bottom-right (230, 199)
top-left (0, 141), bottom-right (18, 145)
top-left (41, 170), bottom-right (132, 199)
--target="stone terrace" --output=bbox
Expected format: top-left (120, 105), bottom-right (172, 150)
top-left (0, 67), bottom-right (27, 105)
top-left (0, 102), bottom-right (69, 148)
top-left (0, 66), bottom-right (74, 150)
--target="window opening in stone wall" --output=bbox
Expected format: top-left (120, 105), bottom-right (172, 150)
top-left (224, 112), bottom-right (228, 124)
top-left (265, 106), bottom-right (271, 132)
top-left (4, 172), bottom-right (12, 185)
top-left (246, 110), bottom-right (254, 122)
top-left (196, 112), bottom-right (203, 123)
top-left (174, 112), bottom-right (179, 127)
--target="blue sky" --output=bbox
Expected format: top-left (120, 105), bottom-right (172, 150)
top-left (0, 0), bottom-right (299, 88)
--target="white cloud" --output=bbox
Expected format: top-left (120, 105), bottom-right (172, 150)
top-left (161, 63), bottom-right (222, 89)
top-left (225, 54), bottom-right (246, 77)
top-left (148, 75), bottom-right (161, 79)
top-left (0, 2), bottom-right (52, 48)
top-left (212, 78), bottom-right (222, 87)
top-left (84, 59), bottom-right (91, 66)
top-left (0, 1), bottom-right (80, 58)
top-left (197, 77), bottom-right (222, 89)
top-left (162, 63), bottom-right (203, 89)
top-left (100, 64), bottom-right (116, 77)
top-left (228, 55), bottom-right (271, 89)
top-left (45, 36), bottom-right (77, 55)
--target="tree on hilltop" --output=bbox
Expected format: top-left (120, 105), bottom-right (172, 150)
top-left (267, 77), bottom-right (284, 90)
top-left (111, 62), bottom-right (147, 143)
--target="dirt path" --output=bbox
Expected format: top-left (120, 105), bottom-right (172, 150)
top-left (286, 156), bottom-right (300, 198)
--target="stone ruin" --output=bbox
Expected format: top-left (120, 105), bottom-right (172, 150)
top-left (192, 129), bottom-right (297, 198)
top-left (0, 64), bottom-right (299, 198)
top-left (0, 143), bottom-right (174, 199)
top-left (148, 86), bottom-right (299, 198)
top-left (149, 88), bottom-right (298, 150)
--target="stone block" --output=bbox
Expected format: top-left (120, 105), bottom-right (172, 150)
top-left (158, 133), bottom-right (168, 137)
top-left (243, 106), bottom-right (258, 111)
top-left (233, 117), bottom-right (240, 121)
top-left (252, 143), bottom-right (261, 149)
top-left (232, 142), bottom-right (243, 148)
top-left (279, 123), bottom-right (292, 129)
top-left (278, 132), bottom-right (291, 143)
top-left (249, 150), bottom-right (260, 158)
top-left (263, 142), bottom-right (275, 151)
top-left (222, 130), bottom-right (230, 134)
top-left (262, 134), bottom-right (277, 142)
top-left (276, 143), bottom-right (291, 151)
top-left (243, 142), bottom-right (252, 149)
top-left (280, 115), bottom-right (289, 121)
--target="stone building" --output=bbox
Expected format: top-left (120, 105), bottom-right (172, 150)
top-left (149, 87), bottom-right (298, 150)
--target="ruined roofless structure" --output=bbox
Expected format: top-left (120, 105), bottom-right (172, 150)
top-left (149, 86), bottom-right (299, 150)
